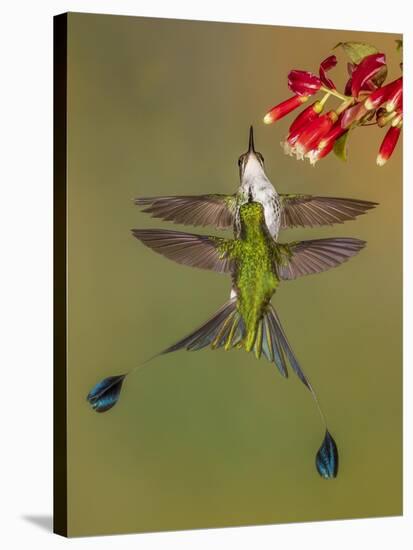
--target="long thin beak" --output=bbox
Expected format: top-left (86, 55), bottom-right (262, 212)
top-left (248, 125), bottom-right (256, 154)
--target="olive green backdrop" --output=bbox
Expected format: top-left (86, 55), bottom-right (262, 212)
top-left (65, 12), bottom-right (402, 537)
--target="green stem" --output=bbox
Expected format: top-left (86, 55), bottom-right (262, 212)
top-left (319, 91), bottom-right (331, 108)
top-left (320, 86), bottom-right (352, 102)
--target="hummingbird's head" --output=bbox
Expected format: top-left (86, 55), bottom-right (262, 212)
top-left (237, 126), bottom-right (265, 180)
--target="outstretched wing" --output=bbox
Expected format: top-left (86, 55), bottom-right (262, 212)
top-left (134, 194), bottom-right (236, 229)
top-left (280, 194), bottom-right (377, 229)
top-left (131, 229), bottom-right (233, 273)
top-left (275, 237), bottom-right (366, 280)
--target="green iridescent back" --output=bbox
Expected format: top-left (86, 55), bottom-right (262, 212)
top-left (227, 202), bottom-right (279, 350)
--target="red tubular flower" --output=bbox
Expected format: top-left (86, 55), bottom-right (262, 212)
top-left (306, 140), bottom-right (333, 165)
top-left (309, 140), bottom-right (335, 163)
top-left (351, 53), bottom-right (386, 97)
top-left (385, 78), bottom-right (403, 112)
top-left (282, 101), bottom-right (324, 155)
top-left (377, 125), bottom-right (401, 166)
top-left (294, 111), bottom-right (338, 159)
top-left (263, 95), bottom-right (308, 124)
top-left (319, 55), bottom-right (337, 89)
top-left (265, 45), bottom-right (401, 167)
top-left (288, 70), bottom-right (322, 96)
top-left (306, 120), bottom-right (346, 164)
top-left (289, 101), bottom-right (323, 134)
top-left (396, 95), bottom-right (403, 114)
top-left (364, 77), bottom-right (402, 110)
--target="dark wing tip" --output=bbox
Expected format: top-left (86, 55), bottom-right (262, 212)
top-left (134, 197), bottom-right (157, 206)
top-left (131, 228), bottom-right (160, 239)
top-left (131, 229), bottom-right (142, 240)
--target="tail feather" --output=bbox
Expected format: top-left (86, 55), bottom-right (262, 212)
top-left (266, 310), bottom-right (289, 378)
top-left (254, 321), bottom-right (263, 359)
top-left (161, 299), bottom-right (244, 355)
top-left (160, 299), bottom-right (309, 387)
top-left (261, 316), bottom-right (273, 363)
top-left (267, 304), bottom-right (312, 389)
top-left (231, 315), bottom-right (245, 348)
top-left (87, 300), bottom-right (338, 478)
top-left (212, 309), bottom-right (237, 349)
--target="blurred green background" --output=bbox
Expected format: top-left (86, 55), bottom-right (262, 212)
top-left (66, 12), bottom-right (402, 537)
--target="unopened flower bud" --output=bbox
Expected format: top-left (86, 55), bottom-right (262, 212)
top-left (365, 77), bottom-right (402, 110)
top-left (377, 126), bottom-right (401, 166)
top-left (263, 95), bottom-right (308, 124)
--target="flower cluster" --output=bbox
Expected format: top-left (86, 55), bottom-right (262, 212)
top-left (263, 41), bottom-right (403, 166)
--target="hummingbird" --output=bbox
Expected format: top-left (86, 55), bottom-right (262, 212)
top-left (134, 126), bottom-right (377, 239)
top-left (88, 201), bottom-right (365, 478)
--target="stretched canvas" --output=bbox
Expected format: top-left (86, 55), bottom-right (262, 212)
top-left (54, 12), bottom-right (403, 537)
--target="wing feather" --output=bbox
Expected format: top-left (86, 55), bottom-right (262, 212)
top-left (276, 237), bottom-right (366, 280)
top-left (135, 194), bottom-right (236, 229)
top-left (131, 229), bottom-right (233, 273)
top-left (280, 195), bottom-right (377, 229)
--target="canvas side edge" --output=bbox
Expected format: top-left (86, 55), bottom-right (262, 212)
top-left (53, 12), bottom-right (68, 538)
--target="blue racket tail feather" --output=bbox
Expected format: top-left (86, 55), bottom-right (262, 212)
top-left (87, 375), bottom-right (127, 413)
top-left (316, 430), bottom-right (339, 479)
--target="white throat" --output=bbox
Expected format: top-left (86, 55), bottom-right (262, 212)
top-left (242, 155), bottom-right (267, 180)
top-left (239, 157), bottom-right (280, 238)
